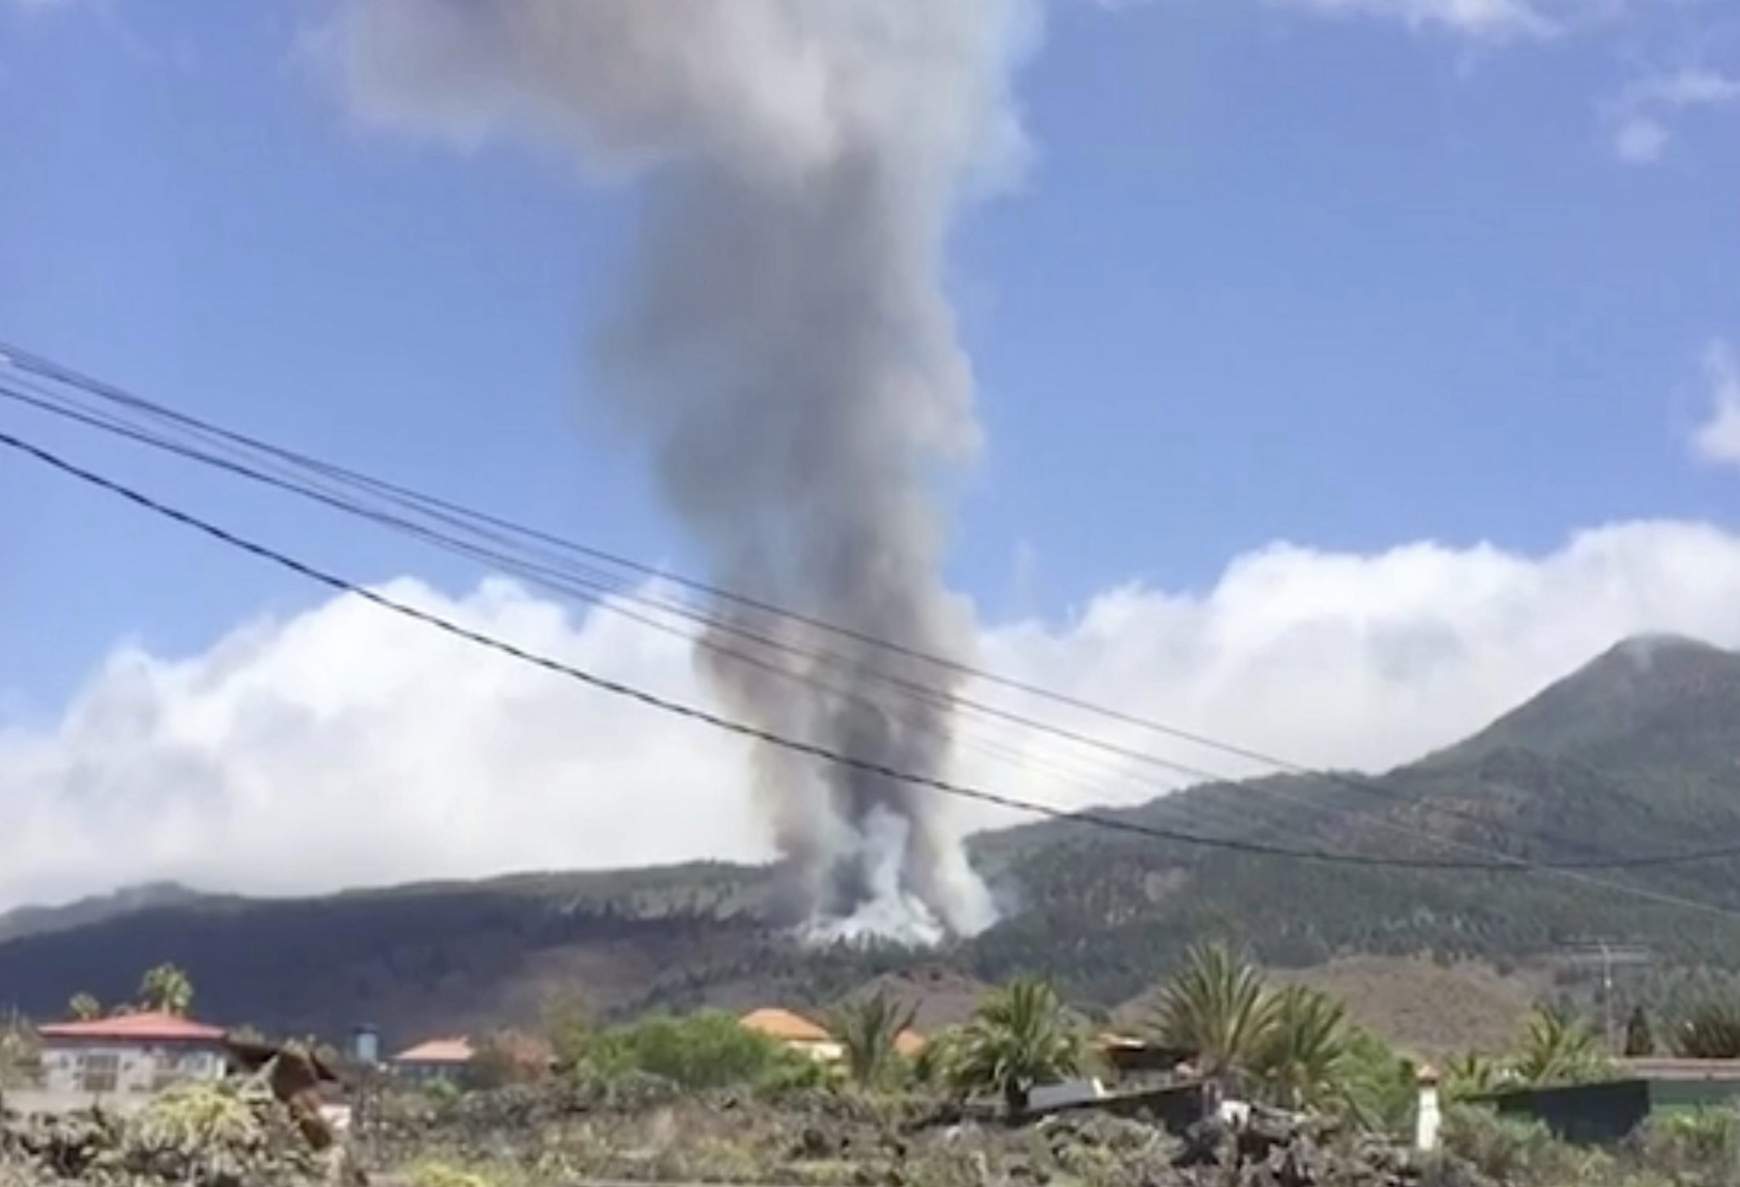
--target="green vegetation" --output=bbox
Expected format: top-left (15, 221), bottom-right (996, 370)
top-left (1149, 942), bottom-right (1275, 1087)
top-left (1251, 984), bottom-right (1354, 1110)
top-left (137, 962), bottom-right (194, 1016)
top-left (66, 992), bottom-right (100, 1021)
top-left (828, 990), bottom-right (916, 1089)
top-left (1440, 1103), bottom-right (1740, 1187)
top-left (950, 977), bottom-right (1084, 1114)
top-left (575, 1010), bottom-right (810, 1092)
top-left (1512, 1006), bottom-right (1609, 1086)
top-left (1675, 1001), bottom-right (1740, 1059)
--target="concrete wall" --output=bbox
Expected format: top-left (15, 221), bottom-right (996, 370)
top-left (40, 1040), bottom-right (226, 1097)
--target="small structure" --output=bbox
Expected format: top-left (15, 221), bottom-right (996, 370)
top-left (1479, 1060), bottom-right (1740, 1145)
top-left (738, 1008), bottom-right (843, 1062)
top-left (1415, 1064), bottom-right (1441, 1152)
top-left (1097, 1032), bottom-right (1195, 1078)
top-left (390, 1036), bottom-right (475, 1084)
top-left (1028, 1077), bottom-right (1108, 1111)
top-left (37, 1011), bottom-right (228, 1097)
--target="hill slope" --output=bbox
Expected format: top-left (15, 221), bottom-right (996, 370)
top-left (2, 634), bottom-right (1737, 1042)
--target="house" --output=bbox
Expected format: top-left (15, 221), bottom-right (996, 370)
top-left (1480, 1059), bottom-right (1740, 1144)
top-left (390, 1036), bottom-right (475, 1083)
top-left (36, 1011), bottom-right (228, 1097)
top-left (738, 1008), bottom-right (843, 1062)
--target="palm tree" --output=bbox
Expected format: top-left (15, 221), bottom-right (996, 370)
top-left (829, 990), bottom-right (918, 1089)
top-left (66, 993), bottom-right (101, 1022)
top-left (138, 963), bottom-right (194, 1016)
top-left (1443, 1049), bottom-right (1505, 1101)
top-left (1250, 985), bottom-right (1351, 1110)
top-left (952, 978), bottom-right (1084, 1115)
top-left (1149, 942), bottom-right (1276, 1089)
top-left (1514, 1006), bottom-right (1607, 1085)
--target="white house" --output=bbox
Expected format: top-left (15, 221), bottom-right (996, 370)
top-left (36, 1011), bottom-right (229, 1097)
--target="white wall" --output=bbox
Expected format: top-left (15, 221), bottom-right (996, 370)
top-left (40, 1041), bottom-right (226, 1096)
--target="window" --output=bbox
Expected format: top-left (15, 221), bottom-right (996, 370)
top-left (79, 1052), bottom-right (119, 1094)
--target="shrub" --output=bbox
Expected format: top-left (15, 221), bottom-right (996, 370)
top-left (1674, 1002), bottom-right (1740, 1059)
top-left (581, 1010), bottom-right (792, 1091)
top-left (1440, 1104), bottom-right (1591, 1184)
top-left (1635, 1108), bottom-right (1740, 1181)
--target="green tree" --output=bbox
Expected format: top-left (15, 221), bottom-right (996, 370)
top-left (1513, 1006), bottom-right (1608, 1085)
top-left (138, 963), bottom-right (195, 1016)
top-left (1674, 1001), bottom-right (1740, 1059)
top-left (1623, 1005), bottom-right (1655, 1057)
top-left (952, 977), bottom-right (1084, 1115)
top-left (911, 1025), bottom-right (963, 1089)
top-left (67, 992), bottom-right (101, 1022)
top-left (590, 1011), bottom-right (789, 1090)
top-left (1443, 1049), bottom-right (1506, 1101)
top-left (1250, 984), bottom-right (1351, 1110)
top-left (541, 990), bottom-right (594, 1070)
top-left (1337, 1030), bottom-right (1419, 1135)
top-left (828, 990), bottom-right (917, 1089)
top-left (1148, 942), bottom-right (1276, 1088)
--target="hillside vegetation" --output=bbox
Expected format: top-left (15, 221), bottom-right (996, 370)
top-left (1, 634), bottom-right (1737, 1046)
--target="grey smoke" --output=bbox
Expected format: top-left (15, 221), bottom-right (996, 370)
top-left (329, 0), bottom-right (1037, 937)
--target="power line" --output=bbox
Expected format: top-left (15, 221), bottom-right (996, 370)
top-left (20, 423), bottom-right (1740, 887)
top-left (6, 358), bottom-right (1740, 888)
top-left (0, 356), bottom-right (1689, 867)
top-left (10, 373), bottom-right (1739, 875)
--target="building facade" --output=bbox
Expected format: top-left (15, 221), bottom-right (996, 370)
top-left (390, 1036), bottom-right (475, 1084)
top-left (36, 1012), bottom-right (228, 1097)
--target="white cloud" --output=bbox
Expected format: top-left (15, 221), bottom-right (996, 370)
top-left (1275, 0), bottom-right (1557, 39)
top-left (1693, 340), bottom-right (1740, 465)
top-left (6, 520), bottom-right (1740, 910)
top-left (1608, 67), bottom-right (1740, 164)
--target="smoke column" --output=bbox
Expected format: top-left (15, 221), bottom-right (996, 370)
top-left (330, 0), bottom-right (1036, 939)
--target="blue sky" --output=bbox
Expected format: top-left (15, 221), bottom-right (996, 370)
top-left (3, 0), bottom-right (1737, 712)
top-left (2, 0), bottom-right (1740, 905)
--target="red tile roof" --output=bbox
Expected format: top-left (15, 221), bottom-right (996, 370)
top-left (38, 1011), bottom-right (226, 1043)
top-left (392, 1037), bottom-right (475, 1065)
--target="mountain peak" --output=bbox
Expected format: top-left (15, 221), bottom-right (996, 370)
top-left (1446, 633), bottom-right (1740, 768)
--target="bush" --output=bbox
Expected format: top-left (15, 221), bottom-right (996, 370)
top-left (1674, 1003), bottom-right (1740, 1059)
top-left (580, 1010), bottom-right (795, 1091)
top-left (1635, 1108), bottom-right (1740, 1182)
top-left (1439, 1104), bottom-right (1593, 1184)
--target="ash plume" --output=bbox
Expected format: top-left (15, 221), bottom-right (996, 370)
top-left (329, 0), bottom-right (1037, 938)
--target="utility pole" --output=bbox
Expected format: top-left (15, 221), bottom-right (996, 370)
top-left (1557, 939), bottom-right (1653, 1052)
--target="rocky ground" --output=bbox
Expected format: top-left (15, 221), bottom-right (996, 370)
top-left (0, 1078), bottom-right (357, 1187)
top-left (356, 1079), bottom-right (1480, 1187)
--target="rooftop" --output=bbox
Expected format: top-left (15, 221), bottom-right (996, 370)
top-left (1618, 1057), bottom-right (1740, 1083)
top-left (392, 1037), bottom-right (475, 1065)
top-left (37, 1011), bottom-right (226, 1043)
top-left (739, 1008), bottom-right (830, 1043)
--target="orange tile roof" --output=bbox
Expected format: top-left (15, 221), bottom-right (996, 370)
top-left (38, 1011), bottom-right (225, 1043)
top-left (739, 1008), bottom-right (830, 1043)
top-left (392, 1037), bottom-right (475, 1065)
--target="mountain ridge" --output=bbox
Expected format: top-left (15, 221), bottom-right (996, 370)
top-left (3, 633), bottom-right (1737, 1045)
